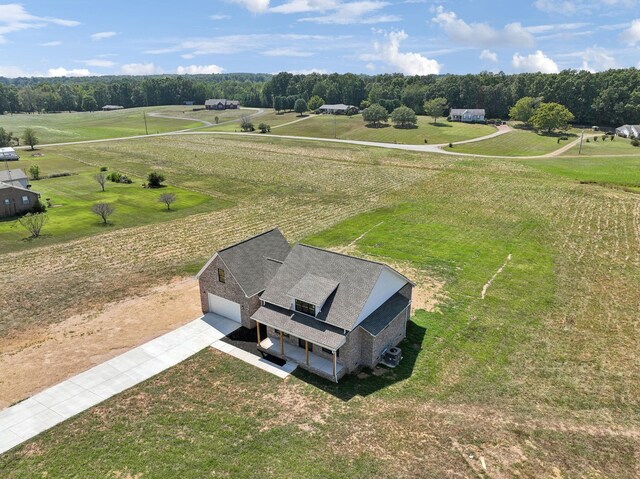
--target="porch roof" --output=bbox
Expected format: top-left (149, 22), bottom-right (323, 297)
top-left (252, 304), bottom-right (346, 350)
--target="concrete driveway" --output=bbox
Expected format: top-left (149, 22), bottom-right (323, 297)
top-left (0, 314), bottom-right (295, 455)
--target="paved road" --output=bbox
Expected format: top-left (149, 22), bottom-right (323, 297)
top-left (0, 314), bottom-right (294, 456)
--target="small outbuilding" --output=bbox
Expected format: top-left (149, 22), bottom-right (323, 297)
top-left (0, 182), bottom-right (40, 218)
top-left (0, 147), bottom-right (19, 161)
top-left (102, 105), bottom-right (124, 111)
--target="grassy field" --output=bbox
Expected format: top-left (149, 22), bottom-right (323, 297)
top-left (1, 136), bottom-right (640, 477)
top-left (443, 128), bottom-right (579, 156)
top-left (151, 106), bottom-right (258, 123)
top-left (561, 135), bottom-right (637, 156)
top-left (269, 113), bottom-right (496, 144)
top-left (0, 107), bottom-right (201, 144)
top-left (0, 153), bottom-right (216, 252)
top-left (200, 109), bottom-right (304, 132)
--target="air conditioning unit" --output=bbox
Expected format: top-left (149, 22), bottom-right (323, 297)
top-left (380, 346), bottom-right (402, 368)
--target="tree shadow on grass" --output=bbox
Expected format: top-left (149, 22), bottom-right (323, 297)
top-left (292, 319), bottom-right (426, 401)
top-left (364, 123), bottom-right (391, 129)
top-left (430, 122), bottom-right (452, 128)
top-left (393, 124), bottom-right (418, 130)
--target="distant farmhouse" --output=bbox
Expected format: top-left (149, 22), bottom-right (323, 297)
top-left (449, 108), bottom-right (485, 123)
top-left (0, 147), bottom-right (19, 161)
top-left (0, 169), bottom-right (40, 218)
top-left (102, 105), bottom-right (124, 111)
top-left (197, 229), bottom-right (413, 382)
top-left (205, 99), bottom-right (240, 110)
top-left (615, 124), bottom-right (640, 138)
top-left (318, 103), bottom-right (357, 115)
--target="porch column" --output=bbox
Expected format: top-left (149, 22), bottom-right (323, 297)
top-left (256, 321), bottom-right (261, 345)
top-left (280, 331), bottom-right (284, 355)
top-left (305, 340), bottom-right (309, 367)
top-left (333, 351), bottom-right (337, 382)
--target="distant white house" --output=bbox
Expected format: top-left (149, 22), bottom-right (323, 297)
top-left (615, 124), bottom-right (640, 138)
top-left (449, 108), bottom-right (485, 123)
top-left (0, 147), bottom-right (19, 161)
top-left (102, 105), bottom-right (124, 111)
top-left (317, 104), bottom-right (357, 115)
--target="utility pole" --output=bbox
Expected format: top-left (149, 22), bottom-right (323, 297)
top-left (143, 111), bottom-right (149, 135)
top-left (578, 128), bottom-right (585, 155)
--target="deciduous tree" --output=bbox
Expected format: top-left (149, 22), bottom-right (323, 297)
top-left (159, 193), bottom-right (176, 211)
top-left (91, 202), bottom-right (114, 225)
top-left (423, 97), bottom-right (448, 124)
top-left (23, 128), bottom-right (38, 150)
top-left (362, 103), bottom-right (388, 127)
top-left (390, 106), bottom-right (417, 128)
top-left (529, 102), bottom-right (575, 133)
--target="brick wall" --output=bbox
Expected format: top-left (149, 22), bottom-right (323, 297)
top-left (0, 188), bottom-right (39, 218)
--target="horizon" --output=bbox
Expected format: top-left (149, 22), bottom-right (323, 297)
top-left (1, 1), bottom-right (640, 78)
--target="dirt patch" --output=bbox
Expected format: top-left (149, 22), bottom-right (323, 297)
top-left (0, 277), bottom-right (201, 409)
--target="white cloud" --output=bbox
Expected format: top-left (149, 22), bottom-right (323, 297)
top-left (229, 0), bottom-right (270, 13)
top-left (480, 49), bottom-right (498, 62)
top-left (0, 65), bottom-right (36, 77)
top-left (176, 64), bottom-right (225, 74)
top-left (91, 31), bottom-right (116, 41)
top-left (286, 68), bottom-right (329, 74)
top-left (620, 19), bottom-right (640, 45)
top-left (362, 30), bottom-right (441, 75)
top-left (432, 7), bottom-right (534, 47)
top-left (83, 59), bottom-right (117, 68)
top-left (299, 1), bottom-right (400, 24)
top-left (270, 0), bottom-right (339, 13)
top-left (263, 47), bottom-right (313, 57)
top-left (121, 62), bottom-right (162, 75)
top-left (47, 67), bottom-right (92, 77)
top-left (535, 0), bottom-right (638, 15)
top-left (512, 50), bottom-right (559, 73)
top-left (40, 41), bottom-right (62, 47)
top-left (209, 14), bottom-right (231, 20)
top-left (534, 0), bottom-right (577, 14)
top-left (579, 46), bottom-right (617, 72)
top-left (0, 4), bottom-right (79, 43)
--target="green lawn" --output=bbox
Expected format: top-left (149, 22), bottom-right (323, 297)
top-left (200, 109), bottom-right (303, 132)
top-left (152, 106), bottom-right (258, 123)
top-left (0, 106), bottom-right (201, 144)
top-left (1, 138), bottom-right (639, 477)
top-left (271, 113), bottom-right (496, 144)
top-left (0, 154), bottom-right (218, 252)
top-left (443, 128), bottom-right (579, 156)
top-left (560, 135), bottom-right (637, 156)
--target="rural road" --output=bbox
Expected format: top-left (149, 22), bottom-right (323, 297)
top-left (14, 120), bottom-right (600, 160)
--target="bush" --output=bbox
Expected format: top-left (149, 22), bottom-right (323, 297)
top-left (31, 200), bottom-right (47, 213)
top-left (240, 117), bottom-right (255, 132)
top-left (390, 106), bottom-right (417, 128)
top-left (107, 172), bottom-right (122, 182)
top-left (147, 171), bottom-right (165, 188)
top-left (631, 138), bottom-right (640, 147)
top-left (119, 175), bottom-right (133, 184)
top-left (100, 166), bottom-right (108, 172)
top-left (47, 172), bottom-right (72, 179)
top-left (449, 142), bottom-right (453, 148)
top-left (560, 136), bottom-right (568, 141)
top-left (258, 123), bottom-right (271, 133)
top-left (29, 164), bottom-right (40, 180)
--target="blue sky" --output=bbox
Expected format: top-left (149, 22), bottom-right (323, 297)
top-left (1, 0), bottom-right (640, 77)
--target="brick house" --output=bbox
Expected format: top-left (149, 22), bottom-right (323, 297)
top-left (204, 99), bottom-right (240, 110)
top-left (197, 229), bottom-right (413, 382)
top-left (0, 182), bottom-right (40, 218)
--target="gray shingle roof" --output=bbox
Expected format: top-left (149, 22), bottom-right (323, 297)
top-left (0, 169), bottom-right (27, 183)
top-left (216, 228), bottom-right (291, 297)
top-left (287, 273), bottom-right (339, 306)
top-left (359, 292), bottom-right (410, 336)
top-left (450, 108), bottom-right (485, 116)
top-left (252, 304), bottom-right (347, 350)
top-left (260, 244), bottom-right (394, 331)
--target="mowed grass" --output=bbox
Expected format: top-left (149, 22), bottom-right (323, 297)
top-left (2, 141), bottom-right (640, 477)
top-left (0, 154), bottom-right (217, 252)
top-left (0, 106), bottom-right (200, 144)
top-left (272, 113), bottom-right (496, 144)
top-left (152, 106), bottom-right (259, 123)
top-left (443, 128), bottom-right (578, 156)
top-left (561, 135), bottom-right (637, 156)
top-left (200, 109), bottom-right (303, 132)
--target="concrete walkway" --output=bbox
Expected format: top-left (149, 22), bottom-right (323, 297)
top-left (0, 314), bottom-right (294, 455)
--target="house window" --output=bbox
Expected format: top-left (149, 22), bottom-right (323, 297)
top-left (295, 299), bottom-right (316, 316)
top-left (21, 196), bottom-right (30, 205)
top-left (3, 199), bottom-right (9, 205)
top-left (217, 268), bottom-right (225, 283)
top-left (298, 338), bottom-right (313, 351)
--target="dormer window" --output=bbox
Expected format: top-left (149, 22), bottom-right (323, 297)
top-left (217, 268), bottom-right (226, 283)
top-left (295, 299), bottom-right (316, 316)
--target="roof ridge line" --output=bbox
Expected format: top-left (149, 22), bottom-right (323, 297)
top-left (218, 227), bottom-right (282, 253)
top-left (296, 243), bottom-right (386, 267)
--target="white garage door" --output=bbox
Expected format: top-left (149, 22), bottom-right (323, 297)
top-left (207, 293), bottom-right (241, 323)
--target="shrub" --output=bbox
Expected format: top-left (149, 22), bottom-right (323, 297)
top-left (119, 175), bottom-right (133, 184)
top-left (593, 136), bottom-right (598, 142)
top-left (100, 166), bottom-right (108, 172)
top-left (258, 123), bottom-right (271, 133)
top-left (586, 138), bottom-right (590, 143)
top-left (560, 136), bottom-right (568, 141)
top-left (31, 200), bottom-right (47, 214)
top-left (631, 138), bottom-right (640, 147)
top-left (240, 117), bottom-right (255, 132)
top-left (147, 171), bottom-right (166, 188)
top-left (107, 172), bottom-right (122, 182)
top-left (47, 172), bottom-right (72, 179)
top-left (390, 106), bottom-right (417, 128)
top-left (449, 142), bottom-right (453, 148)
top-left (29, 164), bottom-right (40, 180)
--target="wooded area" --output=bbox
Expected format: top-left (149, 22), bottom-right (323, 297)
top-left (1, 69), bottom-right (639, 126)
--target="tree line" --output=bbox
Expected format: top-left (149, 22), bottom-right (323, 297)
top-left (1, 69), bottom-right (640, 126)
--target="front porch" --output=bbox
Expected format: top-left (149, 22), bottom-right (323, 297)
top-left (258, 336), bottom-right (345, 382)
